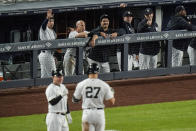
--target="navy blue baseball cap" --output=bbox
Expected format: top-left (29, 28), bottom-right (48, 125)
top-left (100, 14), bottom-right (110, 22)
top-left (122, 11), bottom-right (133, 17)
top-left (144, 8), bottom-right (153, 15)
top-left (175, 5), bottom-right (186, 14)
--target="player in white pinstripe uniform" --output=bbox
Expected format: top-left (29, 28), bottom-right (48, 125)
top-left (72, 63), bottom-right (115, 131)
top-left (63, 20), bottom-right (89, 76)
top-left (45, 69), bottom-right (72, 131)
top-left (38, 9), bottom-right (56, 78)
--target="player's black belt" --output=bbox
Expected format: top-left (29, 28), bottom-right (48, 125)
top-left (69, 54), bottom-right (76, 58)
top-left (41, 50), bottom-right (53, 54)
top-left (85, 108), bottom-right (103, 110)
top-left (41, 50), bottom-right (47, 53)
top-left (56, 112), bottom-right (66, 116)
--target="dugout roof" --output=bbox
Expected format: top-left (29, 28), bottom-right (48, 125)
top-left (0, 0), bottom-right (196, 16)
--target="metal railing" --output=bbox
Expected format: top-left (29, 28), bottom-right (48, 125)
top-left (0, 30), bottom-right (196, 88)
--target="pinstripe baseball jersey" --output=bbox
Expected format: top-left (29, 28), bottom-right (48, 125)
top-left (39, 26), bottom-right (56, 40)
top-left (38, 19), bottom-right (56, 78)
top-left (66, 30), bottom-right (89, 56)
top-left (46, 83), bottom-right (68, 113)
top-left (73, 78), bottom-right (113, 109)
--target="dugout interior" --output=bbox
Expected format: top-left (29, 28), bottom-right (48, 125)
top-left (0, 0), bottom-right (196, 80)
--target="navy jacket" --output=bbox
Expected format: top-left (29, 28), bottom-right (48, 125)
top-left (88, 26), bottom-right (117, 62)
top-left (166, 15), bottom-right (196, 51)
top-left (118, 21), bottom-right (140, 55)
top-left (137, 18), bottom-right (160, 55)
top-left (190, 38), bottom-right (196, 49)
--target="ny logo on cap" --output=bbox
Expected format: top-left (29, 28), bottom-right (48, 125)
top-left (146, 9), bottom-right (150, 13)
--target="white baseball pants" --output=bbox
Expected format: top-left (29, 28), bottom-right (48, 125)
top-left (82, 109), bottom-right (105, 131)
top-left (63, 52), bottom-right (75, 76)
top-left (116, 51), bottom-right (133, 71)
top-left (38, 51), bottom-right (56, 78)
top-left (187, 46), bottom-right (196, 66)
top-left (171, 47), bottom-right (183, 67)
top-left (139, 53), bottom-right (158, 70)
top-left (46, 113), bottom-right (69, 131)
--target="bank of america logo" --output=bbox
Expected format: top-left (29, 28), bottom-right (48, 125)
top-left (125, 36), bottom-right (131, 41)
top-left (5, 46), bottom-right (11, 51)
top-left (45, 42), bottom-right (52, 47)
top-left (163, 33), bottom-right (169, 38)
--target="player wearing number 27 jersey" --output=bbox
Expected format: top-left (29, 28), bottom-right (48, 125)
top-left (72, 63), bottom-right (115, 131)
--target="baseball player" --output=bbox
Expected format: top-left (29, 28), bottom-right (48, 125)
top-left (72, 63), bottom-right (115, 131)
top-left (38, 9), bottom-right (56, 78)
top-left (188, 38), bottom-right (196, 65)
top-left (45, 69), bottom-right (72, 131)
top-left (63, 20), bottom-right (89, 76)
top-left (87, 14), bottom-right (118, 73)
top-left (137, 8), bottom-right (160, 70)
top-left (185, 16), bottom-right (196, 66)
top-left (166, 5), bottom-right (196, 67)
top-left (117, 10), bottom-right (139, 71)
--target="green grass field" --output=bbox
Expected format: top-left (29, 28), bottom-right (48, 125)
top-left (0, 100), bottom-right (196, 131)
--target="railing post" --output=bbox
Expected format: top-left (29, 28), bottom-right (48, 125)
top-left (30, 50), bottom-right (38, 79)
top-left (76, 47), bottom-right (83, 75)
top-left (121, 43), bottom-right (128, 71)
top-left (167, 40), bottom-right (173, 68)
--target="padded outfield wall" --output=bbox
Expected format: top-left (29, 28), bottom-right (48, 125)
top-left (0, 73), bottom-right (196, 117)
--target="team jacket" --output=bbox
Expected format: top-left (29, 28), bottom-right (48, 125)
top-left (166, 15), bottom-right (196, 51)
top-left (118, 21), bottom-right (140, 55)
top-left (137, 18), bottom-right (160, 56)
top-left (88, 26), bottom-right (118, 62)
top-left (190, 38), bottom-right (196, 49)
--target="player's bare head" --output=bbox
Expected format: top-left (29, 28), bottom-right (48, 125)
top-left (52, 69), bottom-right (64, 85)
top-left (87, 63), bottom-right (99, 76)
top-left (100, 14), bottom-right (110, 30)
top-left (76, 20), bottom-right (86, 32)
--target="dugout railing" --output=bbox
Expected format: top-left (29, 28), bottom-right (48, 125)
top-left (0, 30), bottom-right (196, 88)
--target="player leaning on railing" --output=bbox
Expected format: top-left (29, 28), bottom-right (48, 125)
top-left (166, 5), bottom-right (196, 67)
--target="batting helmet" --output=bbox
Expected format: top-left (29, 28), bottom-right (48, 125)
top-left (52, 69), bottom-right (64, 77)
top-left (87, 63), bottom-right (99, 74)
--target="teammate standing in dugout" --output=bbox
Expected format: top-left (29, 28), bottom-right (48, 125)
top-left (166, 5), bottom-right (196, 67)
top-left (87, 14), bottom-right (119, 73)
top-left (117, 10), bottom-right (140, 71)
top-left (72, 63), bottom-right (115, 131)
top-left (137, 8), bottom-right (160, 70)
top-left (38, 9), bottom-right (56, 78)
top-left (63, 20), bottom-right (89, 76)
